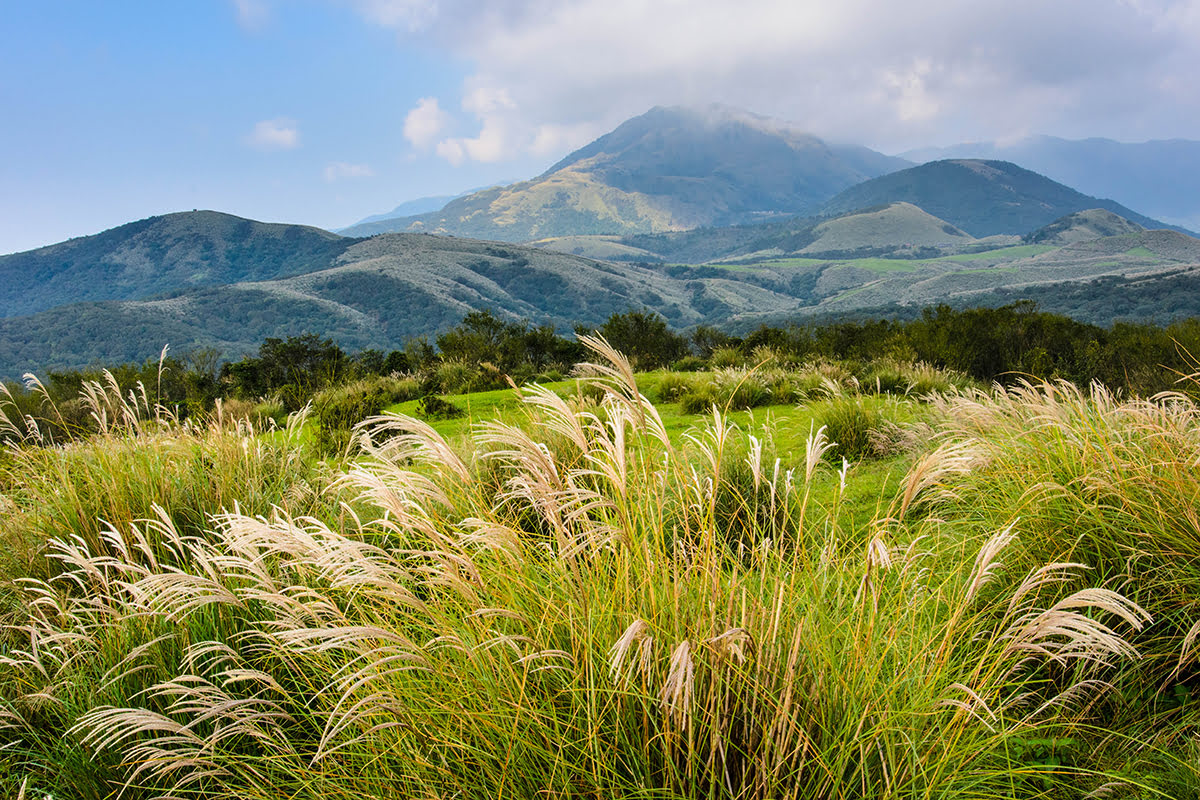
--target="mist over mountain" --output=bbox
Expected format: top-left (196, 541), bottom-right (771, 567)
top-left (903, 136), bottom-right (1200, 232)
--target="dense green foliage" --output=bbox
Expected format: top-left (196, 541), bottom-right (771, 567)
top-left (9, 303), bottom-right (1200, 449)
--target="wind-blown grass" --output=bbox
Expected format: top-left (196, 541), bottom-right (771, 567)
top-left (0, 339), bottom-right (1174, 798)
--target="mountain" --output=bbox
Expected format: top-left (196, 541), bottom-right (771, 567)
top-left (337, 195), bottom-right (458, 232)
top-left (817, 160), bottom-right (1172, 237)
top-left (5, 211), bottom-right (1200, 377)
top-left (337, 183), bottom-right (513, 237)
top-left (361, 105), bottom-right (910, 241)
top-left (1024, 209), bottom-right (1144, 245)
top-left (0, 211), bottom-right (352, 318)
top-left (0, 231), bottom-right (808, 376)
top-left (903, 136), bottom-right (1200, 232)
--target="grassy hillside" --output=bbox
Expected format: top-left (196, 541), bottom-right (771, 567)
top-left (2, 344), bottom-right (1200, 797)
top-left (0, 211), bottom-right (353, 317)
top-left (6, 209), bottom-right (1200, 378)
top-left (795, 202), bottom-right (973, 255)
top-left (818, 159), bottom-right (1172, 237)
top-left (1025, 208), bottom-right (1146, 244)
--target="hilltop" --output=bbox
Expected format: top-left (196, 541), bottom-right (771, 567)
top-left (1024, 208), bottom-right (1145, 245)
top-left (0, 211), bottom-right (353, 318)
top-left (904, 135), bottom-right (1200, 232)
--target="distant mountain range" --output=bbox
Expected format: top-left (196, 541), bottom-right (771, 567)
top-left (336, 183), bottom-right (513, 238)
top-left (6, 106), bottom-right (1200, 377)
top-left (3, 205), bottom-right (1199, 377)
top-left (904, 136), bottom-right (1200, 232)
top-left (351, 106), bottom-right (909, 241)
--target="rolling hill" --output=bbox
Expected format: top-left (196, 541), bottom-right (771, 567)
top-left (1024, 209), bottom-right (1145, 245)
top-left (0, 211), bottom-right (353, 318)
top-left (355, 105), bottom-right (909, 242)
top-left (7, 209), bottom-right (1200, 378)
top-left (817, 160), bottom-right (1171, 237)
top-left (0, 230), bottom-right (807, 376)
top-left (607, 202), bottom-right (984, 263)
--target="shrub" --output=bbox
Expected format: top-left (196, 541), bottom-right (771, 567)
top-left (313, 376), bottom-right (422, 454)
top-left (709, 345), bottom-right (744, 369)
top-left (430, 360), bottom-right (481, 395)
top-left (670, 355), bottom-right (706, 372)
top-left (680, 384), bottom-right (721, 414)
top-left (417, 393), bottom-right (464, 420)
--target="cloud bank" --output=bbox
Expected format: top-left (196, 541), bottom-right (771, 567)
top-left (356, 0), bottom-right (1199, 163)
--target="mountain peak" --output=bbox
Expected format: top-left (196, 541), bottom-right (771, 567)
top-left (359, 107), bottom-right (909, 242)
top-left (819, 158), bottom-right (1170, 237)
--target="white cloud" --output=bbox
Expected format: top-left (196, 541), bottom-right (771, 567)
top-left (347, 0), bottom-right (1200, 156)
top-left (403, 97), bottom-right (450, 148)
top-left (232, 0), bottom-right (271, 30)
top-left (432, 87), bottom-right (521, 164)
top-left (323, 161), bottom-right (375, 181)
top-left (247, 118), bottom-right (300, 150)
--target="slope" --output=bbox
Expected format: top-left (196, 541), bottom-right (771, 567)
top-left (0, 211), bottom-right (353, 318)
top-left (0, 232), bottom-right (805, 376)
top-left (1024, 209), bottom-right (1145, 245)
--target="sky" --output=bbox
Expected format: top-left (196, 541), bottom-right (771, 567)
top-left (1, 0), bottom-right (1198, 255)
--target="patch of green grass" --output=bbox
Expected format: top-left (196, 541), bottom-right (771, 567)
top-left (939, 244), bottom-right (1055, 262)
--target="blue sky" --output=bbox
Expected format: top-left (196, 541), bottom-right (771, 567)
top-left (2, 0), bottom-right (1197, 254)
top-left (0, 2), bottom-right (543, 253)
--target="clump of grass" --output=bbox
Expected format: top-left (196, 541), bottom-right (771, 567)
top-left (0, 378), bottom-right (337, 586)
top-left (817, 396), bottom-right (910, 460)
top-left (0, 339), bottom-right (1162, 798)
top-left (859, 358), bottom-right (973, 397)
top-left (919, 381), bottom-right (1200, 681)
top-left (655, 370), bottom-right (699, 403)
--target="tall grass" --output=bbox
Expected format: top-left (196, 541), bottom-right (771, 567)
top-left (0, 340), bottom-right (1165, 798)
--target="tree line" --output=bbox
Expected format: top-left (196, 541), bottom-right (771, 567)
top-left (5, 303), bottom-right (1200, 439)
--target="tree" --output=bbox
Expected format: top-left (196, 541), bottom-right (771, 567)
top-left (590, 310), bottom-right (687, 370)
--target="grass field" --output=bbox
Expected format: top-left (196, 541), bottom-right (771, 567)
top-left (1, 345), bottom-right (1198, 798)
